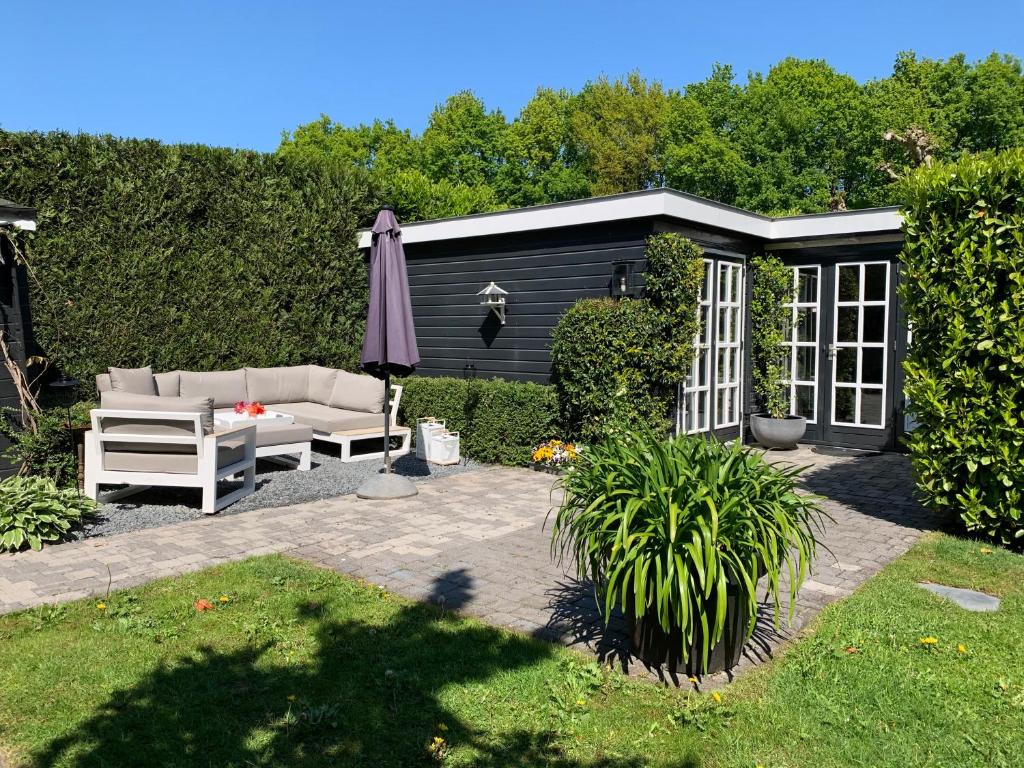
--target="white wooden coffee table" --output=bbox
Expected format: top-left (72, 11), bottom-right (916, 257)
top-left (214, 410), bottom-right (294, 427)
top-left (214, 410), bottom-right (310, 472)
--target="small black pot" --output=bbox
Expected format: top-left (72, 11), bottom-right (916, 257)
top-left (630, 583), bottom-right (750, 676)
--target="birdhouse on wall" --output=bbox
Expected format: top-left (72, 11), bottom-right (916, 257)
top-left (477, 281), bottom-right (508, 325)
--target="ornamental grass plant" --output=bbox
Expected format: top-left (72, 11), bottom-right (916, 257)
top-left (551, 431), bottom-right (826, 671)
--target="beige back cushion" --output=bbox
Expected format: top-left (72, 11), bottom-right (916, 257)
top-left (98, 370), bottom-right (180, 397)
top-left (179, 369), bottom-right (248, 408)
top-left (308, 365), bottom-right (339, 406)
top-left (328, 370), bottom-right (385, 414)
top-left (154, 370), bottom-right (181, 397)
top-left (99, 391), bottom-right (215, 435)
top-left (108, 366), bottom-right (156, 395)
top-left (244, 366), bottom-right (309, 404)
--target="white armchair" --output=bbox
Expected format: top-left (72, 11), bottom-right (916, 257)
top-left (84, 409), bottom-right (256, 515)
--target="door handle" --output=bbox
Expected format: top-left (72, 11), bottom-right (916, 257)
top-left (826, 343), bottom-right (838, 361)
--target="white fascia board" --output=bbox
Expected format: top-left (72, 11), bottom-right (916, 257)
top-left (0, 217), bottom-right (36, 231)
top-left (768, 208), bottom-right (902, 240)
top-left (356, 190), bottom-right (902, 248)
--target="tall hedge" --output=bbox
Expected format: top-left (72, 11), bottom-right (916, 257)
top-left (550, 234), bottom-right (705, 441)
top-left (397, 376), bottom-right (558, 466)
top-left (0, 130), bottom-right (374, 382)
top-left (900, 149), bottom-right (1024, 544)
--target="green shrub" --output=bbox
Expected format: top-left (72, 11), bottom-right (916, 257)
top-left (551, 432), bottom-right (825, 672)
top-left (899, 149), bottom-right (1024, 544)
top-left (750, 254), bottom-right (795, 418)
top-left (550, 233), bottom-right (704, 441)
top-left (397, 376), bottom-right (558, 466)
top-left (0, 130), bottom-right (374, 383)
top-left (0, 402), bottom-right (95, 487)
top-left (0, 475), bottom-right (96, 552)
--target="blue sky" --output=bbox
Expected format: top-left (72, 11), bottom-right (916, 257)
top-left (5, 1), bottom-right (1023, 152)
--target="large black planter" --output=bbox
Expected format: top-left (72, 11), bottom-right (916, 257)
top-left (630, 584), bottom-right (750, 675)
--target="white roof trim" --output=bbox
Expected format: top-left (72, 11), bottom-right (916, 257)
top-left (356, 189), bottom-right (901, 249)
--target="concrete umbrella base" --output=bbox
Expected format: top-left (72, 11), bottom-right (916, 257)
top-left (356, 472), bottom-right (418, 500)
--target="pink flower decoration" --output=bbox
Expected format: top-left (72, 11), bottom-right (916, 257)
top-left (234, 401), bottom-right (247, 414)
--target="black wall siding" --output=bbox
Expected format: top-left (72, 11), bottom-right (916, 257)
top-left (403, 220), bottom-right (655, 383)
top-left (1, 236), bottom-right (33, 478)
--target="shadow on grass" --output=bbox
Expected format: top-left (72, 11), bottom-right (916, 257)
top-left (31, 573), bottom-right (696, 768)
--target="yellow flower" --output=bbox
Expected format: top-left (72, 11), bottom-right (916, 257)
top-left (437, 722), bottom-right (448, 732)
top-left (958, 644), bottom-right (968, 654)
top-left (95, 602), bottom-right (106, 611)
top-left (287, 694), bottom-right (296, 702)
top-left (711, 691), bottom-right (722, 703)
top-left (218, 595), bottom-right (230, 603)
top-left (688, 676), bottom-right (698, 684)
top-left (979, 547), bottom-right (993, 555)
top-left (919, 636), bottom-right (938, 645)
top-left (576, 698), bottom-right (586, 706)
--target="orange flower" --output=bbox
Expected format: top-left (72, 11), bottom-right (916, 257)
top-left (194, 598), bottom-right (215, 612)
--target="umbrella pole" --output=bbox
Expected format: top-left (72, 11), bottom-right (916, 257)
top-left (383, 370), bottom-right (391, 474)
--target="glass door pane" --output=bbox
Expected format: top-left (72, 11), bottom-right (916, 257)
top-left (830, 262), bottom-right (889, 428)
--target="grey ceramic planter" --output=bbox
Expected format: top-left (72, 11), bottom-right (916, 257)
top-left (750, 414), bottom-right (807, 450)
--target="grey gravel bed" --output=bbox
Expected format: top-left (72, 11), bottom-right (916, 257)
top-left (76, 450), bottom-right (482, 540)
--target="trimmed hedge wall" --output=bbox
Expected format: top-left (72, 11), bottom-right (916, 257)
top-left (397, 376), bottom-right (558, 466)
top-left (900, 149), bottom-right (1024, 545)
top-left (0, 130), bottom-right (374, 383)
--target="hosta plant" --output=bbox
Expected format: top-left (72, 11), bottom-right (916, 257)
top-left (0, 475), bottom-right (96, 552)
top-left (551, 431), bottom-right (825, 672)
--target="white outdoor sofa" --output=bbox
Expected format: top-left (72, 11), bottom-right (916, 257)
top-left (94, 365), bottom-right (410, 464)
top-left (84, 401), bottom-right (257, 515)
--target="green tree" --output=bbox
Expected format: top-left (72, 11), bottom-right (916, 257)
top-left (732, 58), bottom-right (882, 213)
top-left (494, 87), bottom-right (590, 207)
top-left (421, 91), bottom-right (507, 187)
top-left (571, 72), bottom-right (671, 195)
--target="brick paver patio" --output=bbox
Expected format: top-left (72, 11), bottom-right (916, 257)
top-left (0, 446), bottom-right (932, 677)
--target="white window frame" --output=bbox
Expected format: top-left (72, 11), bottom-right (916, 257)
top-left (830, 261), bottom-right (889, 429)
top-left (782, 265), bottom-right (821, 424)
top-left (714, 261), bottom-right (744, 429)
top-left (679, 259), bottom-right (713, 434)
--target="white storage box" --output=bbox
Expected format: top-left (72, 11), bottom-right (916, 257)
top-left (430, 432), bottom-right (460, 465)
top-left (416, 417), bottom-right (447, 460)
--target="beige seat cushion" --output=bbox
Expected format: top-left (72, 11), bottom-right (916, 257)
top-left (307, 365), bottom-right (338, 406)
top-left (271, 402), bottom-right (385, 433)
top-left (328, 370), bottom-right (385, 414)
top-left (179, 369), bottom-right (248, 408)
top-left (252, 421), bottom-right (313, 448)
top-left (245, 366), bottom-right (309, 404)
top-left (102, 443), bottom-right (246, 474)
top-left (108, 366), bottom-right (157, 395)
top-left (99, 391), bottom-right (215, 435)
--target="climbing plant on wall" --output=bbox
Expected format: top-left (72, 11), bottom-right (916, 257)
top-left (551, 233), bottom-right (705, 441)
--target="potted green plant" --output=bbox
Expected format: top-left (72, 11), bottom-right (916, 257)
top-left (551, 431), bottom-right (824, 675)
top-left (750, 255), bottom-right (805, 449)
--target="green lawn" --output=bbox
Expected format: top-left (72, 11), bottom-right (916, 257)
top-left (1, 533), bottom-right (1022, 767)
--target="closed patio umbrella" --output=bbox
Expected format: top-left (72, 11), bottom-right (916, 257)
top-left (356, 206), bottom-right (421, 500)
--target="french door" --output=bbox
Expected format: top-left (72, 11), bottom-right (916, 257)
top-left (782, 258), bottom-right (898, 450)
top-left (678, 257), bottom-right (744, 440)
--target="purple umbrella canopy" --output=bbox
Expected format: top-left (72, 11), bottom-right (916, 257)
top-left (361, 207), bottom-right (420, 377)
top-left (356, 207), bottom-right (421, 497)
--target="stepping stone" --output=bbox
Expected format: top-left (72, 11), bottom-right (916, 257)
top-left (917, 582), bottom-right (1000, 612)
